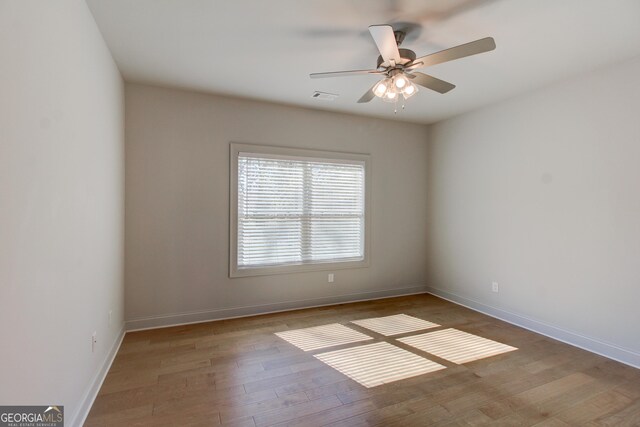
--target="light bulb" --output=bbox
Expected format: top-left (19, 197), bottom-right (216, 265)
top-left (374, 81), bottom-right (387, 97)
top-left (394, 75), bottom-right (407, 89)
top-left (386, 90), bottom-right (397, 100)
top-left (402, 82), bottom-right (418, 100)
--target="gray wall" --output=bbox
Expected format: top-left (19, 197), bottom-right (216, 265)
top-left (426, 57), bottom-right (640, 365)
top-left (125, 83), bottom-right (430, 328)
top-left (0, 1), bottom-right (124, 424)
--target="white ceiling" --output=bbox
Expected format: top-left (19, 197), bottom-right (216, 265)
top-left (87, 0), bottom-right (640, 124)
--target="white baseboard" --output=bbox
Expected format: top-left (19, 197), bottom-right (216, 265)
top-left (126, 285), bottom-right (429, 331)
top-left (71, 325), bottom-right (126, 427)
top-left (425, 286), bottom-right (640, 369)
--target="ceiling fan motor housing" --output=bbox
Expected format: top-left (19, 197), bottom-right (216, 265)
top-left (377, 48), bottom-right (416, 69)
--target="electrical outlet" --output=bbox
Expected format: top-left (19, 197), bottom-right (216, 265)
top-left (492, 282), bottom-right (499, 293)
top-left (108, 310), bottom-right (113, 326)
top-left (328, 273), bottom-right (334, 283)
top-left (92, 332), bottom-right (97, 353)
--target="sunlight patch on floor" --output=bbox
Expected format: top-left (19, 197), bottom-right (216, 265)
top-left (314, 342), bottom-right (446, 388)
top-left (351, 314), bottom-right (440, 336)
top-left (399, 328), bottom-right (517, 364)
top-left (275, 323), bottom-right (373, 351)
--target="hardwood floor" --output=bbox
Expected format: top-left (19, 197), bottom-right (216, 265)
top-left (85, 294), bottom-right (640, 426)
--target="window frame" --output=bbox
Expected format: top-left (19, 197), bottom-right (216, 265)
top-left (229, 142), bottom-right (371, 278)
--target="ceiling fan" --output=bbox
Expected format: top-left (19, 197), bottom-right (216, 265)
top-left (310, 25), bottom-right (496, 104)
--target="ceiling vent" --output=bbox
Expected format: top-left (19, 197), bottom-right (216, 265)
top-left (312, 91), bottom-right (339, 101)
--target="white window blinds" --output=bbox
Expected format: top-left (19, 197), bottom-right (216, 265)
top-left (237, 153), bottom-right (365, 269)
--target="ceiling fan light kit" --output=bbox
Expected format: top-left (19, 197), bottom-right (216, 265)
top-left (310, 24), bottom-right (496, 110)
top-left (375, 71), bottom-right (419, 104)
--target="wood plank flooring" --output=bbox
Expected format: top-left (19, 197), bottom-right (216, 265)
top-left (85, 294), bottom-right (640, 426)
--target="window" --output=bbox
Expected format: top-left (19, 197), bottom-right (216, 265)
top-left (230, 143), bottom-right (370, 277)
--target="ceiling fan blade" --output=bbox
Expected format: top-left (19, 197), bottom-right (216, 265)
top-left (409, 37), bottom-right (496, 69)
top-left (310, 69), bottom-right (382, 79)
top-left (357, 83), bottom-right (378, 103)
top-left (368, 25), bottom-right (401, 65)
top-left (407, 72), bottom-right (456, 94)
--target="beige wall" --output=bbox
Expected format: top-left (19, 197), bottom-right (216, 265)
top-left (426, 57), bottom-right (640, 366)
top-left (0, 1), bottom-right (124, 424)
top-left (124, 83), bottom-right (430, 328)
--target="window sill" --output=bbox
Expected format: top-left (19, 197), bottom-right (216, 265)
top-left (229, 259), bottom-right (369, 278)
